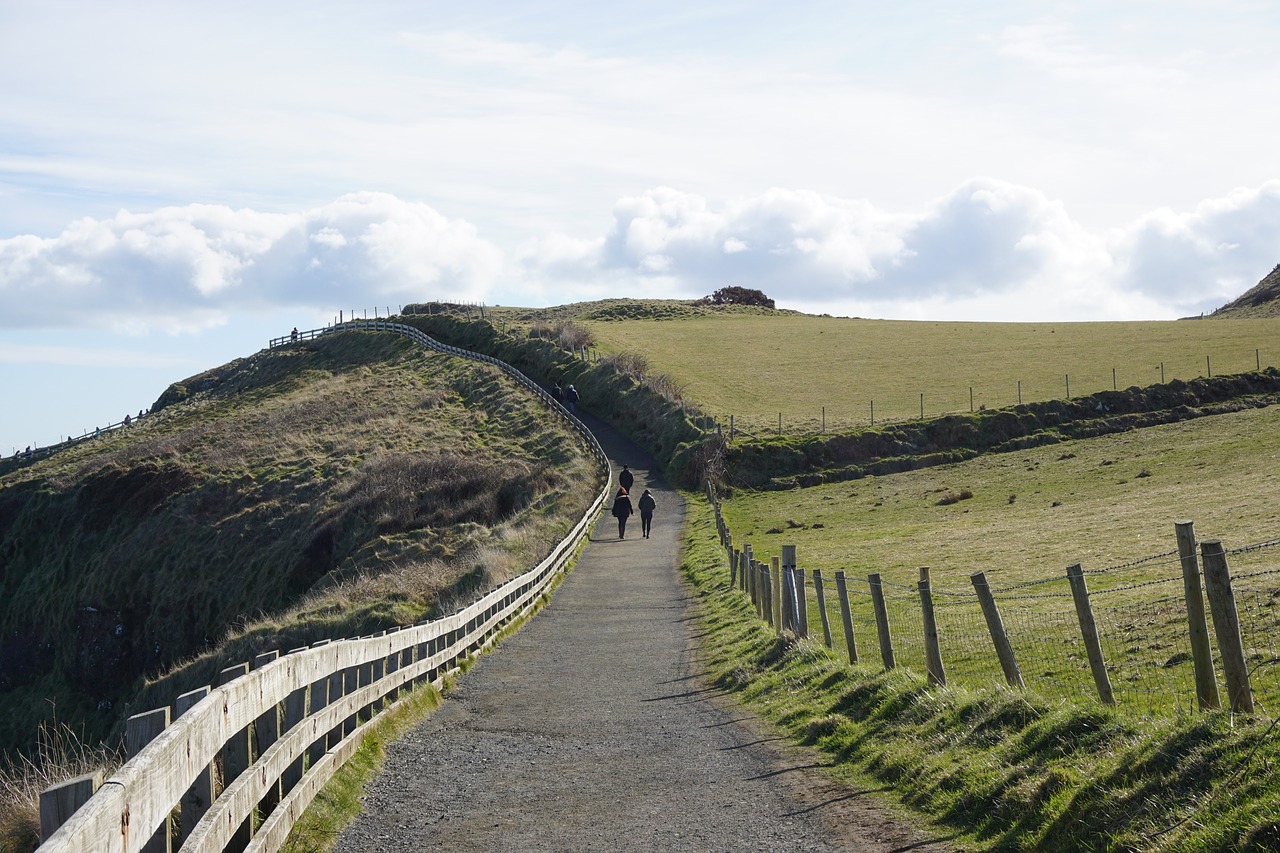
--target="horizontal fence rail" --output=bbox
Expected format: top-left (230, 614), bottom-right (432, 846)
top-left (705, 482), bottom-right (1280, 717)
top-left (39, 321), bottom-right (610, 853)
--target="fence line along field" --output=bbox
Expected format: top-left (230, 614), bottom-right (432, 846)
top-left (583, 313), bottom-right (1280, 429)
top-left (713, 402), bottom-right (1280, 716)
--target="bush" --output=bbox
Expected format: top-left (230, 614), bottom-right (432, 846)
top-left (702, 286), bottom-right (775, 309)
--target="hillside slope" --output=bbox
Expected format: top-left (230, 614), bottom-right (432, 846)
top-left (0, 330), bottom-right (599, 756)
top-left (1212, 263), bottom-right (1280, 318)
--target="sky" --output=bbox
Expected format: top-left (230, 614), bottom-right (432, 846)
top-left (3, 0), bottom-right (1280, 452)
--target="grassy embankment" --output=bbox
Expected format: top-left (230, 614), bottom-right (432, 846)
top-left (0, 328), bottom-right (600, 850)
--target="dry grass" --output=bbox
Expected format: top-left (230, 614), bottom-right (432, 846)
top-left (0, 723), bottom-right (119, 853)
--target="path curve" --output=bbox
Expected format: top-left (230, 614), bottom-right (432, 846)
top-left (334, 417), bottom-right (953, 852)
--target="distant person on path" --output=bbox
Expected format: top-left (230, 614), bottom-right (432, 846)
top-left (619, 464), bottom-right (634, 493)
top-left (552, 383), bottom-right (562, 403)
top-left (291, 327), bottom-right (299, 342)
top-left (638, 489), bottom-right (657, 539)
top-left (611, 487), bottom-right (633, 539)
top-left (564, 384), bottom-right (580, 413)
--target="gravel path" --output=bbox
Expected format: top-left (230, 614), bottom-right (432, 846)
top-left (334, 420), bottom-right (955, 852)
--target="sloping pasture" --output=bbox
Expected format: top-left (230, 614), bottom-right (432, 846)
top-left (584, 313), bottom-right (1280, 432)
top-left (717, 403), bottom-right (1280, 715)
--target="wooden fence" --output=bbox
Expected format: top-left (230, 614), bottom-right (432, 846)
top-left (38, 320), bottom-right (610, 852)
top-left (705, 482), bottom-right (1280, 715)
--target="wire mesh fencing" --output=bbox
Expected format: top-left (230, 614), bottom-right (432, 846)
top-left (705, 482), bottom-right (1280, 717)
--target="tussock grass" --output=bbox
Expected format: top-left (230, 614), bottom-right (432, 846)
top-left (0, 723), bottom-right (119, 853)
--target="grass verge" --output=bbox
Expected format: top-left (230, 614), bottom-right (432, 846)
top-left (279, 681), bottom-right (443, 853)
top-left (682, 492), bottom-right (1280, 851)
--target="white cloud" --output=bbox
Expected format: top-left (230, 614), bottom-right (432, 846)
top-left (514, 180), bottom-right (1275, 320)
top-left (1109, 181), bottom-right (1280, 313)
top-left (0, 193), bottom-right (504, 331)
top-left (3, 181), bottom-right (1278, 330)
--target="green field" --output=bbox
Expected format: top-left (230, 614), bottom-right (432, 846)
top-left (713, 401), bottom-right (1280, 715)
top-left (584, 312), bottom-right (1280, 432)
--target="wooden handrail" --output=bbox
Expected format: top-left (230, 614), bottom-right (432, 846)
top-left (39, 321), bottom-right (610, 853)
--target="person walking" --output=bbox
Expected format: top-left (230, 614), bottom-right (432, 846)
top-left (564, 384), bottom-right (580, 413)
top-left (619, 464), bottom-right (634, 493)
top-left (611, 487), bottom-right (633, 539)
top-left (637, 489), bottom-right (657, 539)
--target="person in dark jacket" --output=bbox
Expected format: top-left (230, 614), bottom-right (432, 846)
top-left (619, 464), bottom-right (634, 493)
top-left (564, 384), bottom-right (580, 413)
top-left (637, 489), bottom-right (657, 538)
top-left (611, 486), bottom-right (633, 539)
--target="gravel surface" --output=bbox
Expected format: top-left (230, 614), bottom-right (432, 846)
top-left (334, 421), bottom-right (955, 853)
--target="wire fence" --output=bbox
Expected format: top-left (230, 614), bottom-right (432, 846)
top-left (706, 482), bottom-right (1280, 717)
top-left (718, 348), bottom-right (1277, 438)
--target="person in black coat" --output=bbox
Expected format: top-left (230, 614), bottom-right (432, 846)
top-left (619, 464), bottom-right (634, 493)
top-left (610, 487), bottom-right (633, 539)
top-left (564, 384), bottom-right (580, 413)
top-left (637, 489), bottom-right (657, 538)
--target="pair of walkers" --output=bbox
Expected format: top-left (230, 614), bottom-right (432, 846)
top-left (610, 465), bottom-right (656, 539)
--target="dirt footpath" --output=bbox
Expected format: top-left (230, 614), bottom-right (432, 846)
top-left (334, 421), bottom-right (955, 852)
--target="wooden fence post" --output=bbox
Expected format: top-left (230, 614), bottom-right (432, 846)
top-left (781, 546), bottom-right (799, 634)
top-left (308, 640), bottom-right (332, 766)
top-left (970, 571), bottom-right (1024, 689)
top-left (1175, 521), bottom-right (1220, 710)
top-left (795, 567), bottom-right (810, 639)
top-left (771, 557), bottom-right (783, 635)
top-left (126, 708), bottom-right (172, 853)
top-left (328, 661), bottom-right (348, 748)
top-left (40, 771), bottom-right (104, 842)
top-left (868, 573), bottom-right (896, 669)
top-left (813, 569), bottom-right (833, 648)
top-left (218, 663), bottom-right (252, 783)
top-left (918, 568), bottom-right (946, 686)
top-left (251, 650), bottom-right (282, 827)
top-left (384, 627), bottom-right (402, 704)
top-left (1066, 564), bottom-right (1115, 705)
top-left (175, 686), bottom-right (214, 843)
top-left (1201, 540), bottom-right (1255, 714)
top-left (730, 547), bottom-right (739, 588)
top-left (834, 571), bottom-right (858, 664)
top-left (217, 662), bottom-right (253, 848)
top-left (282, 648), bottom-right (308, 794)
top-left (749, 560), bottom-right (760, 623)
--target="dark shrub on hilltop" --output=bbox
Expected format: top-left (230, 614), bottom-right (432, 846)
top-left (702, 287), bottom-right (775, 309)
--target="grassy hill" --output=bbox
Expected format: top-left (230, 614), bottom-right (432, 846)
top-left (0, 329), bottom-right (599, 759)
top-left (1211, 263), bottom-right (1280, 318)
top-left (574, 306), bottom-right (1280, 426)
